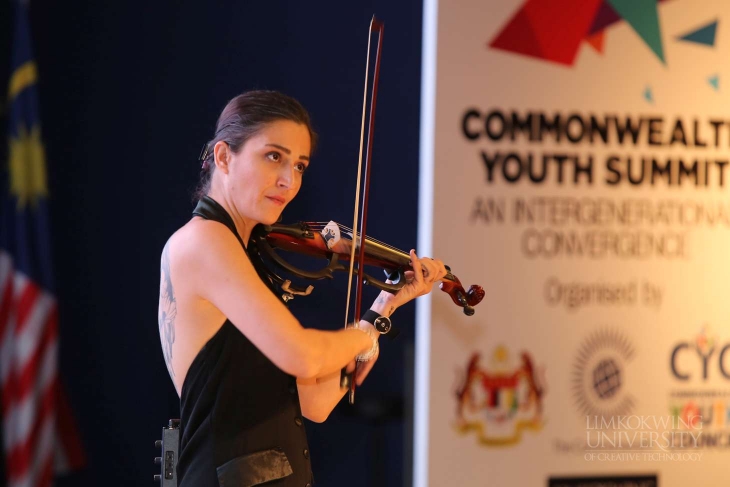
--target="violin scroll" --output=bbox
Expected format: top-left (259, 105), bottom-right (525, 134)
top-left (439, 271), bottom-right (485, 316)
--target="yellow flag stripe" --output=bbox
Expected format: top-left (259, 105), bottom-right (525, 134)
top-left (9, 61), bottom-right (38, 100)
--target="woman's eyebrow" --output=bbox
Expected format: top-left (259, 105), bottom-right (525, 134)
top-left (266, 143), bottom-right (309, 161)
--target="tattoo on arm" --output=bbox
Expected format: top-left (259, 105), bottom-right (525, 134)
top-left (158, 242), bottom-right (177, 380)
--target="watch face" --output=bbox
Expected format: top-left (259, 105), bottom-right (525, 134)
top-left (374, 316), bottom-right (391, 334)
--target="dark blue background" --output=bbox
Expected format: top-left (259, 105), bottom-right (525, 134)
top-left (1, 1), bottom-right (424, 486)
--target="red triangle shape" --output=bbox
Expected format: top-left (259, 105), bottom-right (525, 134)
top-left (524, 0), bottom-right (604, 65)
top-left (585, 30), bottom-right (606, 53)
top-left (491, 0), bottom-right (603, 66)
top-left (490, 8), bottom-right (546, 62)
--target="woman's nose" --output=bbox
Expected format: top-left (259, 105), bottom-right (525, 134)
top-left (277, 166), bottom-right (294, 188)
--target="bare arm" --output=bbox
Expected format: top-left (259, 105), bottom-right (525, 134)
top-left (297, 323), bottom-right (382, 423)
top-left (178, 221), bottom-right (372, 379)
top-left (296, 250), bottom-right (449, 422)
top-left (297, 291), bottom-right (396, 422)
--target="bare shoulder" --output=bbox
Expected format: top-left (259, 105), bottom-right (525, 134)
top-left (166, 217), bottom-right (239, 256)
top-left (164, 218), bottom-right (263, 298)
top-left (164, 218), bottom-right (246, 271)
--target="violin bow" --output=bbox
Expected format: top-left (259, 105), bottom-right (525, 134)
top-left (341, 16), bottom-right (384, 404)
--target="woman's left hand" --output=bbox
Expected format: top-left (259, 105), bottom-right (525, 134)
top-left (391, 249), bottom-right (448, 308)
top-left (353, 346), bottom-right (380, 386)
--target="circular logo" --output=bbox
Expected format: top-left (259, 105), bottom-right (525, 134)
top-left (573, 328), bottom-right (635, 418)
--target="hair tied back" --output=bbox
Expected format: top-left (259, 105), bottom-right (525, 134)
top-left (199, 143), bottom-right (211, 170)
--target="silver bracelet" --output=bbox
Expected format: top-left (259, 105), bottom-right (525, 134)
top-left (348, 323), bottom-right (379, 362)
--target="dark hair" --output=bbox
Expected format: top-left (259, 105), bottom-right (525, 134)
top-left (193, 90), bottom-right (318, 201)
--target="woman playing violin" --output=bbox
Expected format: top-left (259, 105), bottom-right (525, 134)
top-left (157, 90), bottom-right (447, 486)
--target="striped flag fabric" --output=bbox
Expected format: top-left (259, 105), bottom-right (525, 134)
top-left (0, 2), bottom-right (85, 486)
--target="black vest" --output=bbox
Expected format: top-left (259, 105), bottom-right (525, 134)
top-left (177, 196), bottom-right (313, 487)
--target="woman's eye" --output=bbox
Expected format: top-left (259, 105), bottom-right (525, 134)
top-left (266, 151), bottom-right (281, 162)
top-left (295, 162), bottom-right (308, 174)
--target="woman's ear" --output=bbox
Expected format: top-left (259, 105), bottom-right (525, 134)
top-left (213, 141), bottom-right (231, 174)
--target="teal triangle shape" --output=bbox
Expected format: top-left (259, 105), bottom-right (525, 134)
top-left (708, 75), bottom-right (719, 91)
top-left (608, 0), bottom-right (665, 63)
top-left (644, 86), bottom-right (654, 103)
top-left (678, 20), bottom-right (718, 47)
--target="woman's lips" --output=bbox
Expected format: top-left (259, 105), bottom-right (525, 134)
top-left (266, 196), bottom-right (285, 205)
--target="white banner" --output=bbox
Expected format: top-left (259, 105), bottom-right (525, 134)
top-left (417, 1), bottom-right (730, 486)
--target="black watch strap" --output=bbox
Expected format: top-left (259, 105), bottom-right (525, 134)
top-left (361, 310), bottom-right (400, 340)
top-left (361, 309), bottom-right (381, 326)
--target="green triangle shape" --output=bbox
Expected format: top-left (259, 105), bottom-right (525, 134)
top-left (678, 20), bottom-right (718, 47)
top-left (608, 0), bottom-right (665, 63)
top-left (708, 75), bottom-right (719, 91)
top-left (644, 86), bottom-right (654, 103)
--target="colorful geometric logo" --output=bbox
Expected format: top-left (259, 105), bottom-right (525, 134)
top-left (489, 2), bottom-right (721, 100)
top-left (489, 0), bottom-right (669, 66)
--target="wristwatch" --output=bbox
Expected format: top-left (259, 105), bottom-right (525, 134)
top-left (361, 309), bottom-right (392, 335)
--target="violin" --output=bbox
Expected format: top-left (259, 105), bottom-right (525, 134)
top-left (253, 17), bottom-right (482, 403)
top-left (249, 221), bottom-right (485, 316)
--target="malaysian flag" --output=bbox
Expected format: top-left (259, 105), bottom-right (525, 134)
top-left (0, 2), bottom-right (85, 486)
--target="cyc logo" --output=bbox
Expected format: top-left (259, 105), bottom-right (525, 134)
top-left (670, 326), bottom-right (730, 381)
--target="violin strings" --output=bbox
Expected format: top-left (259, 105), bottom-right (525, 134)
top-left (304, 222), bottom-right (409, 257)
top-left (296, 222), bottom-right (454, 279)
top-left (339, 225), bottom-right (408, 256)
top-left (305, 222), bottom-right (405, 254)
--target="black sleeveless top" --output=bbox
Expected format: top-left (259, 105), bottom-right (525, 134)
top-left (177, 196), bottom-right (313, 487)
